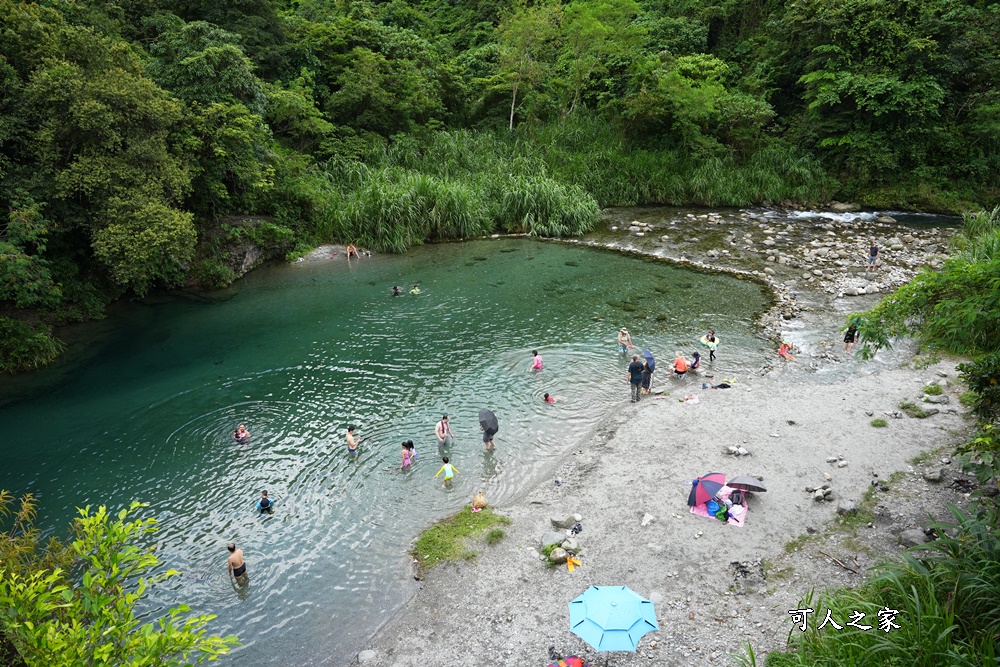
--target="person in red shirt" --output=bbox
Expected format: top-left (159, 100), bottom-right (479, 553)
top-left (671, 351), bottom-right (689, 376)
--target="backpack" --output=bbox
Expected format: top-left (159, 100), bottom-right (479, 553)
top-left (730, 489), bottom-right (744, 506)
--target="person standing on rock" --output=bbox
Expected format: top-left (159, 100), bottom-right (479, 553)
top-left (627, 355), bottom-right (644, 402)
top-left (867, 240), bottom-right (880, 270)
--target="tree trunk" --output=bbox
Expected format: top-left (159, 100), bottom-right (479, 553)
top-left (509, 80), bottom-right (519, 131)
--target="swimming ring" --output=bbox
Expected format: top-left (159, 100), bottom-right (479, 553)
top-left (699, 335), bottom-right (720, 350)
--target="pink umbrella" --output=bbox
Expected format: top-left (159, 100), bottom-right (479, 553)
top-left (687, 472), bottom-right (726, 506)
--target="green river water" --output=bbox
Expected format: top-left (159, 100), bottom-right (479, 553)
top-left (0, 238), bottom-right (770, 665)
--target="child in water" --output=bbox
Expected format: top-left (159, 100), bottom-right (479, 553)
top-left (234, 424), bottom-right (249, 442)
top-left (392, 285), bottom-right (401, 296)
top-left (400, 441), bottom-right (416, 470)
top-left (434, 457), bottom-right (461, 486)
top-left (690, 351), bottom-right (701, 370)
top-left (531, 350), bottom-right (543, 371)
top-left (410, 284), bottom-right (421, 295)
top-left (257, 490), bottom-right (272, 512)
top-left (543, 393), bottom-right (564, 403)
top-left (778, 342), bottom-right (797, 361)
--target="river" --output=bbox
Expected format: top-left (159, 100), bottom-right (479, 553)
top-left (1, 237), bottom-right (774, 664)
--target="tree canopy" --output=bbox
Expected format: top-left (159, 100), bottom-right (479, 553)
top-left (1, 0), bottom-right (998, 369)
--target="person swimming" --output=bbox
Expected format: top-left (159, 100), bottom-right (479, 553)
top-left (392, 285), bottom-right (401, 296)
top-left (257, 490), bottom-right (272, 511)
top-left (543, 393), bottom-right (564, 403)
top-left (410, 284), bottom-right (421, 295)
top-left (234, 424), bottom-right (249, 442)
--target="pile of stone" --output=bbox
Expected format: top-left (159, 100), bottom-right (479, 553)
top-left (540, 514), bottom-right (583, 565)
top-left (805, 483), bottom-right (835, 502)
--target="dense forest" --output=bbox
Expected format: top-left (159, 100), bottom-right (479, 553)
top-left (2, 0), bottom-right (999, 370)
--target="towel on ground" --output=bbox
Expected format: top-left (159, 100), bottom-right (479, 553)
top-left (689, 485), bottom-right (748, 527)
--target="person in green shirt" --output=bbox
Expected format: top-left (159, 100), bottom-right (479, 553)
top-left (434, 457), bottom-right (461, 486)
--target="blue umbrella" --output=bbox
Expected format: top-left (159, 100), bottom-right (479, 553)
top-left (642, 349), bottom-right (655, 372)
top-left (569, 585), bottom-right (658, 655)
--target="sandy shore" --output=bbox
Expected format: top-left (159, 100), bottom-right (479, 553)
top-left (353, 356), bottom-right (973, 666)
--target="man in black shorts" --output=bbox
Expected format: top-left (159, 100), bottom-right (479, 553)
top-left (227, 543), bottom-right (248, 582)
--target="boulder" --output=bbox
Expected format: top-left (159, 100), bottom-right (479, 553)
top-left (358, 650), bottom-right (377, 664)
top-left (548, 547), bottom-right (569, 565)
top-left (830, 202), bottom-right (857, 212)
top-left (540, 531), bottom-right (567, 549)
top-left (923, 468), bottom-right (944, 483)
top-left (561, 537), bottom-right (581, 553)
top-left (924, 394), bottom-right (949, 404)
top-left (899, 529), bottom-right (928, 547)
top-left (551, 514), bottom-right (581, 529)
top-left (877, 215), bottom-right (897, 224)
top-left (837, 501), bottom-right (857, 515)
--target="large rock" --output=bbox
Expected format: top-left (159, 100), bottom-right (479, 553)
top-left (548, 547), bottom-right (569, 565)
top-left (358, 650), bottom-right (377, 664)
top-left (837, 501), bottom-right (857, 515)
top-left (924, 394), bottom-right (949, 404)
top-left (540, 531), bottom-right (567, 549)
top-left (831, 202), bottom-right (857, 212)
top-left (561, 537), bottom-right (581, 553)
top-left (551, 514), bottom-right (581, 529)
top-left (900, 529), bottom-right (929, 547)
top-left (813, 490), bottom-right (826, 502)
top-left (923, 468), bottom-right (944, 483)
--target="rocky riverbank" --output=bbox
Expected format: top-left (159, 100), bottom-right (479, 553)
top-left (348, 208), bottom-right (977, 667)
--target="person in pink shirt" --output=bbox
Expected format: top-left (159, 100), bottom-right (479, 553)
top-left (531, 350), bottom-right (543, 371)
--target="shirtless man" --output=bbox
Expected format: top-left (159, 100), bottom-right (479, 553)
top-left (227, 543), bottom-right (247, 582)
top-left (435, 414), bottom-right (454, 447)
top-left (345, 243), bottom-right (361, 260)
top-left (346, 425), bottom-right (360, 456)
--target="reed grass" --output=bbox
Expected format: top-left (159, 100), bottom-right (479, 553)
top-left (309, 116), bottom-right (831, 252)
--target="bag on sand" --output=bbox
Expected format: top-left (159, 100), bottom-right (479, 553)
top-left (472, 492), bottom-right (488, 509)
top-left (715, 506), bottom-right (729, 522)
top-left (706, 499), bottom-right (720, 515)
top-left (730, 489), bottom-right (745, 506)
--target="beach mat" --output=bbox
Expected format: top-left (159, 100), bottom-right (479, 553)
top-left (689, 485), bottom-right (748, 527)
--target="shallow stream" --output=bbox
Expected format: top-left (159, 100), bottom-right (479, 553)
top-left (2, 238), bottom-right (772, 664)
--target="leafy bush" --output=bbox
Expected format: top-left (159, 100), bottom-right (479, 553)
top-left (0, 500), bottom-right (238, 666)
top-left (756, 507), bottom-right (1000, 666)
top-left (0, 318), bottom-right (64, 373)
top-left (923, 384), bottom-right (943, 396)
top-left (870, 418), bottom-right (888, 428)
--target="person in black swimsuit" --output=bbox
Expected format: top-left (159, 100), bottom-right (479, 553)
top-left (227, 543), bottom-right (248, 581)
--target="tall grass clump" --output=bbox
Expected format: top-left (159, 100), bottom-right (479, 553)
top-left (758, 506), bottom-right (1000, 666)
top-left (309, 116), bottom-right (830, 251)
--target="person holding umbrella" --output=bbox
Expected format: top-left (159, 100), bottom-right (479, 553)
top-left (479, 408), bottom-right (499, 450)
top-left (627, 355), bottom-right (644, 402)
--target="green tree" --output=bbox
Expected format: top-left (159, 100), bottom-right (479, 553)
top-left (0, 198), bottom-right (61, 309)
top-left (493, 1), bottom-right (560, 130)
top-left (558, 0), bottom-right (645, 117)
top-left (0, 501), bottom-right (238, 666)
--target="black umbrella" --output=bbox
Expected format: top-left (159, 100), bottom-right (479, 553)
top-left (642, 349), bottom-right (655, 373)
top-left (479, 408), bottom-right (499, 436)
top-left (728, 476), bottom-right (767, 493)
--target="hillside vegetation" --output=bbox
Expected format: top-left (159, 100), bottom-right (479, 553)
top-left (2, 0), bottom-right (999, 369)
